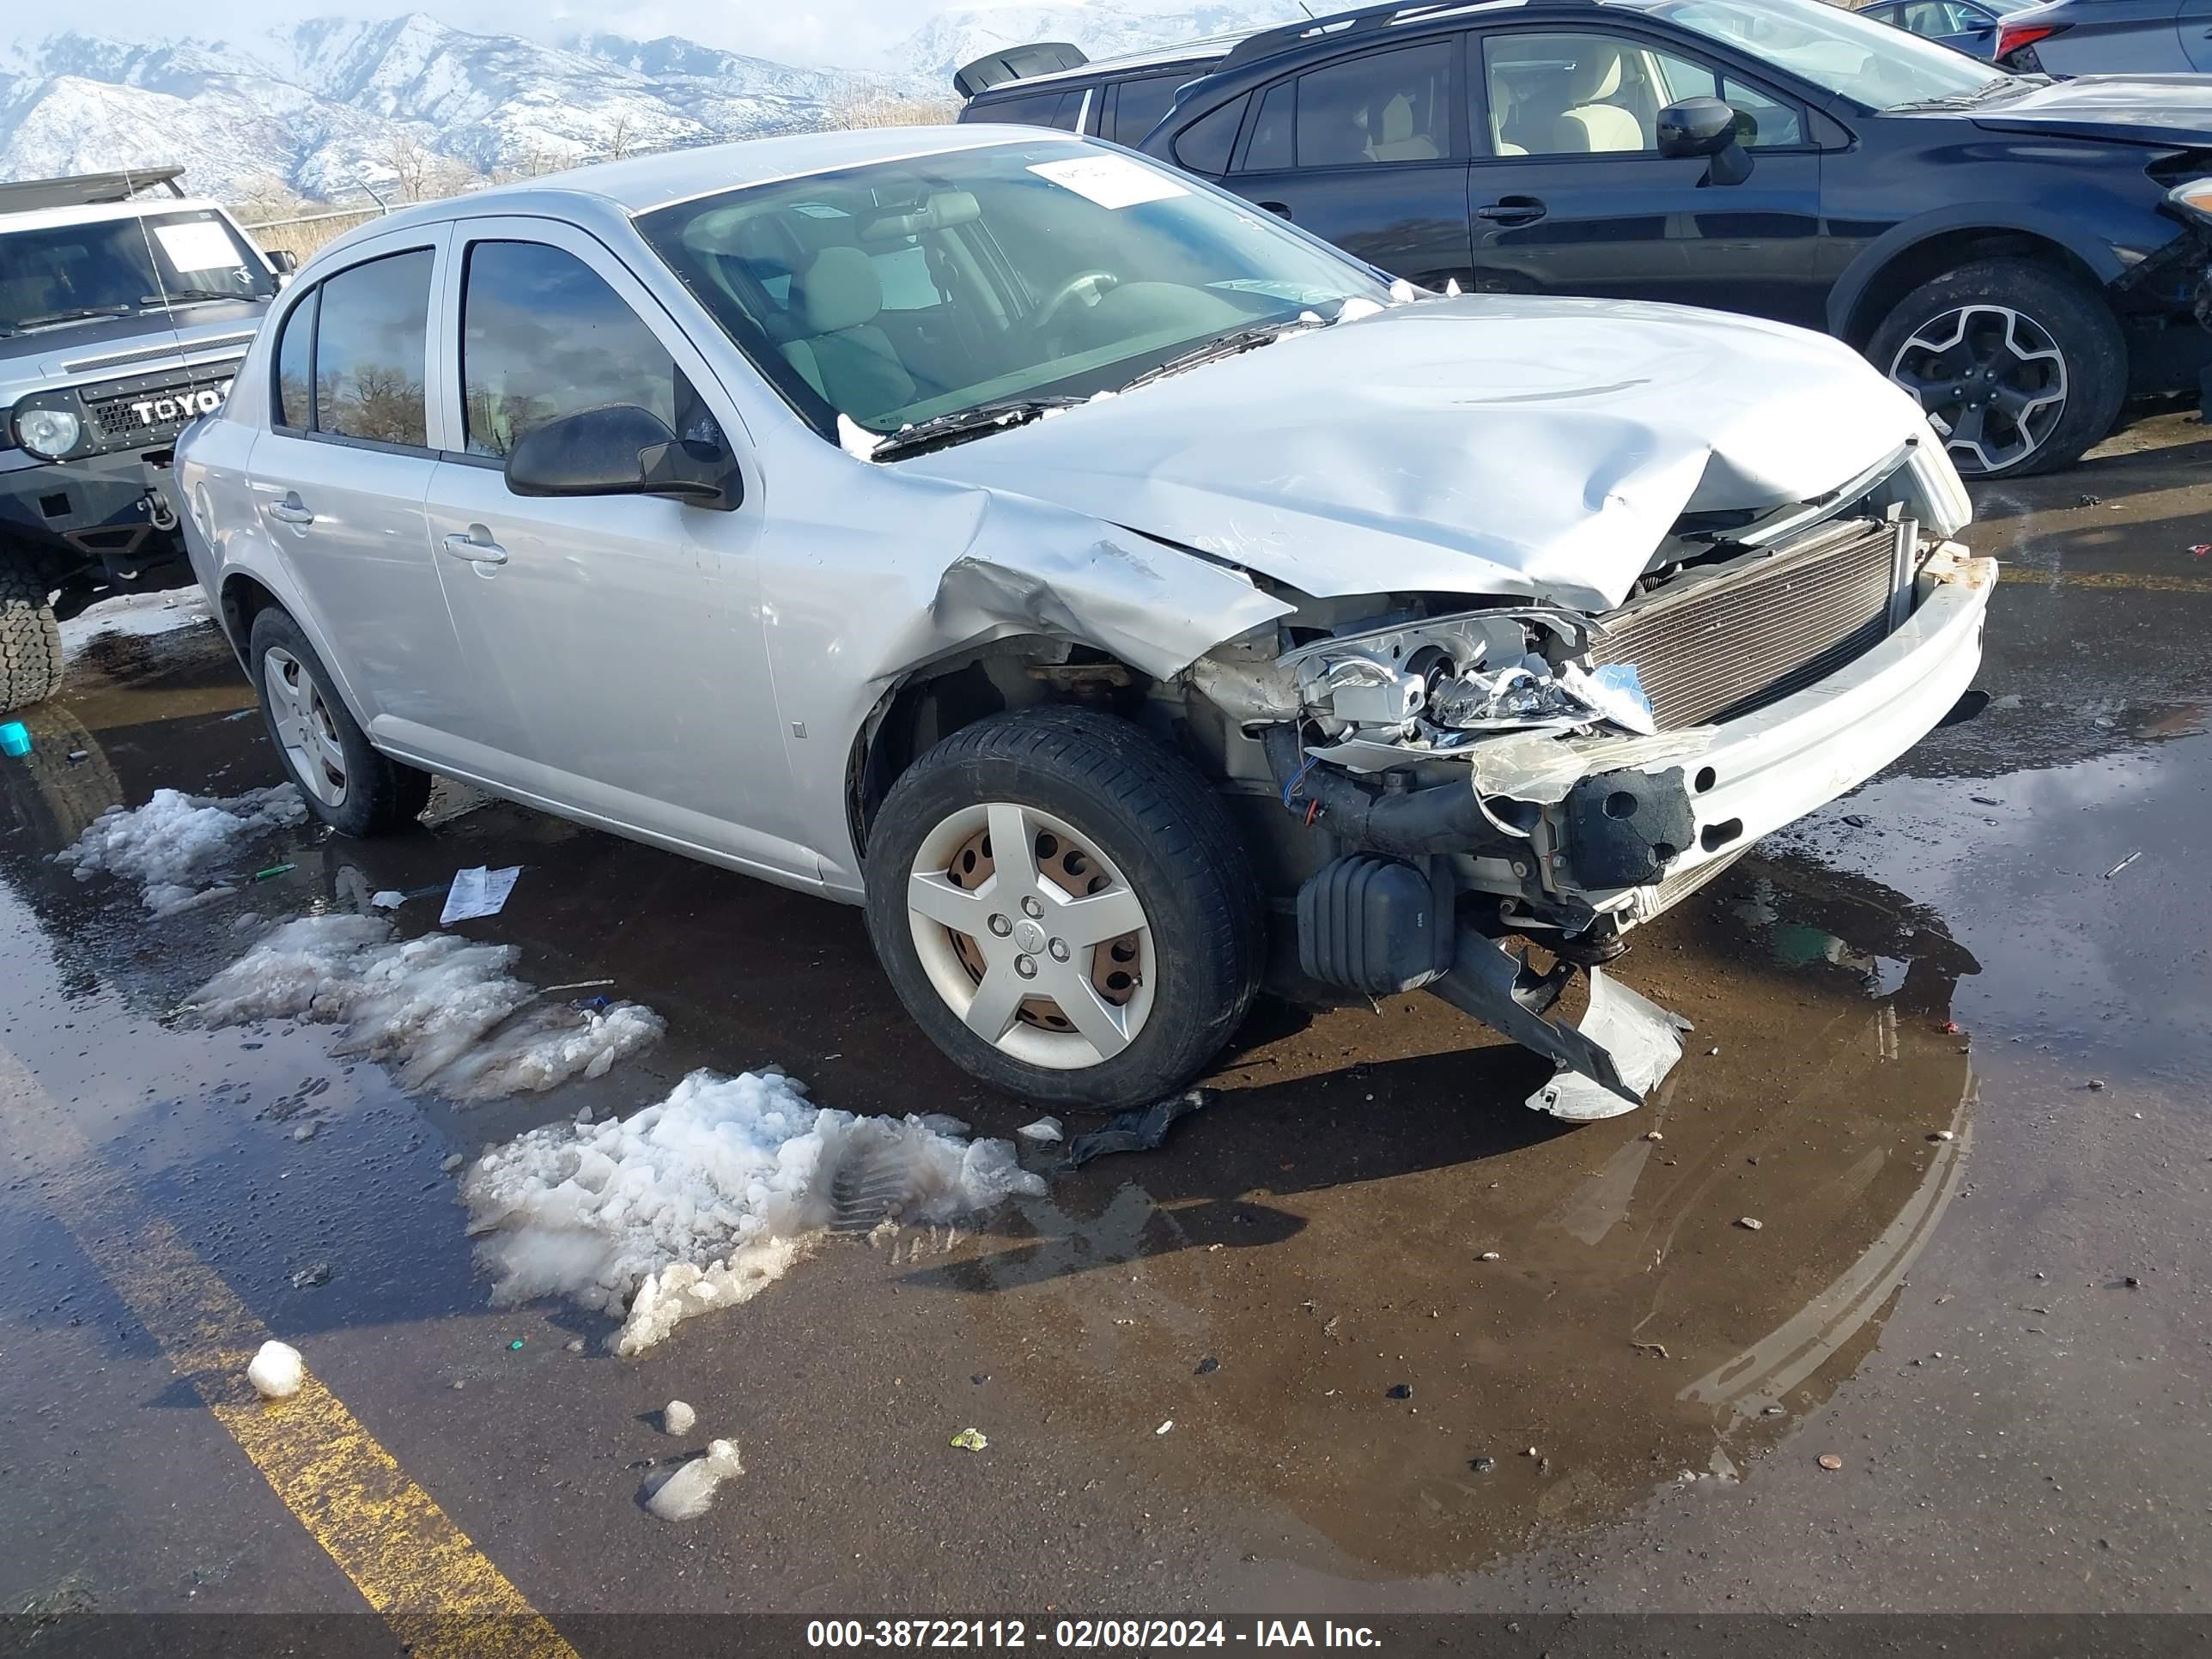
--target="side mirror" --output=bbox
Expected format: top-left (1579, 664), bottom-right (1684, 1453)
top-left (505, 404), bottom-right (742, 512)
top-left (267, 248), bottom-right (300, 273)
top-left (1656, 96), bottom-right (1753, 186)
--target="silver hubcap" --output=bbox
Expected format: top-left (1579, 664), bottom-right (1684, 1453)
top-left (906, 801), bottom-right (1155, 1071)
top-left (1888, 303), bottom-right (2066, 476)
top-left (263, 647), bottom-right (348, 809)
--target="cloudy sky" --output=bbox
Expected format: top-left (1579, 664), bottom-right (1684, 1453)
top-left (0, 0), bottom-right (1081, 66)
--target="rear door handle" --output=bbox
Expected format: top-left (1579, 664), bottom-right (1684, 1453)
top-left (1258, 200), bottom-right (1293, 220)
top-left (264, 495), bottom-right (313, 526)
top-left (441, 530), bottom-right (508, 566)
top-left (1477, 196), bottom-right (1547, 225)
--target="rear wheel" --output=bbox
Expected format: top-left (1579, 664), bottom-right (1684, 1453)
top-left (1869, 258), bottom-right (2126, 479)
top-left (864, 706), bottom-right (1264, 1111)
top-left (0, 565), bottom-right (65, 714)
top-left (247, 607), bottom-right (430, 837)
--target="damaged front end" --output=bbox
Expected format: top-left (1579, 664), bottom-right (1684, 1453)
top-left (1191, 497), bottom-right (1996, 1121)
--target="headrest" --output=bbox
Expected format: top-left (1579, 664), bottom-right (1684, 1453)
top-left (1569, 45), bottom-right (1623, 103)
top-left (793, 246), bottom-right (882, 333)
top-left (1379, 94), bottom-right (1414, 143)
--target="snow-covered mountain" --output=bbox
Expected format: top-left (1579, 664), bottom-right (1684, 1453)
top-left (0, 15), bottom-right (896, 202)
top-left (0, 5), bottom-right (1304, 204)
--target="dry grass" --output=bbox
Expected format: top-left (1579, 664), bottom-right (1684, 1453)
top-left (234, 207), bottom-right (390, 262)
top-left (825, 93), bottom-right (960, 130)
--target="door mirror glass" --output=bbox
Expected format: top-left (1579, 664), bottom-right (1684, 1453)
top-left (1656, 96), bottom-right (1736, 157)
top-left (503, 404), bottom-right (741, 510)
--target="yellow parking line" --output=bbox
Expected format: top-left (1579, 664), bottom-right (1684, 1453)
top-left (1, 1048), bottom-right (579, 1659)
top-left (1999, 568), bottom-right (2212, 593)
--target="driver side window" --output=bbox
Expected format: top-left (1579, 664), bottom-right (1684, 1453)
top-left (1480, 30), bottom-right (1802, 157)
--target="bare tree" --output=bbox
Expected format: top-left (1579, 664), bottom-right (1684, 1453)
top-left (605, 112), bottom-right (637, 161)
top-left (385, 130), bottom-right (433, 202)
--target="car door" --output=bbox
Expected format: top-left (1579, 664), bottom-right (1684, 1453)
top-left (2181, 0), bottom-right (2212, 70)
top-left (246, 228), bottom-right (482, 762)
top-left (1468, 26), bottom-right (1828, 326)
top-left (418, 218), bottom-right (809, 879)
top-left (1216, 38), bottom-right (1474, 288)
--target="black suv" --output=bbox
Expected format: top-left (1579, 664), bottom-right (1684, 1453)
top-left (1137, 0), bottom-right (2212, 478)
top-left (956, 37), bottom-right (1243, 150)
top-left (1, 168), bottom-right (292, 713)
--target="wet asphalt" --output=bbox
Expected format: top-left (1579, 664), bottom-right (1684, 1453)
top-left (1, 411), bottom-right (2208, 1632)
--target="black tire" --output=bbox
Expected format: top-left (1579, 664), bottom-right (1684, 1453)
top-left (0, 565), bottom-right (65, 715)
top-left (246, 607), bottom-right (430, 837)
top-left (1868, 258), bottom-right (2126, 480)
top-left (864, 705), bottom-right (1265, 1112)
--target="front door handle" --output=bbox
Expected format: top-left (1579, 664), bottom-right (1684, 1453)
top-left (264, 494), bottom-right (313, 526)
top-left (1258, 200), bottom-right (1293, 220)
top-left (441, 530), bottom-right (508, 566)
top-left (1476, 196), bottom-right (1547, 225)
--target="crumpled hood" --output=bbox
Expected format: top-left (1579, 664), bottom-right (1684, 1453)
top-left (1963, 73), bottom-right (2212, 148)
top-left (899, 296), bottom-right (1943, 614)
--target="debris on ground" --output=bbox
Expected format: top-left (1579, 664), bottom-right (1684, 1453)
top-left (1386, 1383), bottom-right (1413, 1400)
top-left (1818, 1453), bottom-right (1844, 1471)
top-left (642, 1438), bottom-right (743, 1521)
top-left (662, 1400), bottom-right (697, 1436)
top-left (1156, 1419), bottom-right (1174, 1435)
top-left (288, 1261), bottom-right (331, 1290)
top-left (1470, 1456), bottom-right (1497, 1474)
top-left (440, 865), bottom-right (523, 925)
top-left (370, 890), bottom-right (406, 910)
top-left (1016, 1116), bottom-right (1064, 1144)
top-left (1737, 1217), bottom-right (1764, 1231)
top-left (54, 785), bottom-right (306, 914)
top-left (442, 1152), bottom-right (467, 1173)
top-left (185, 915), bottom-right (663, 1101)
top-left (1930, 1128), bottom-right (1956, 1141)
top-left (1478, 1250), bottom-right (1503, 1262)
top-left (1195, 1356), bottom-right (1220, 1376)
top-left (1644, 1130), bottom-right (1664, 1141)
top-left (950, 1427), bottom-right (988, 1451)
top-left (565, 1338), bottom-right (586, 1353)
top-left (507, 1339), bottom-right (524, 1351)
top-left (0, 720), bottom-right (30, 757)
top-left (464, 1068), bottom-right (1042, 1355)
top-left (246, 1340), bottom-right (304, 1400)
top-left (1762, 1405), bottom-right (1786, 1416)
top-left (2087, 1079), bottom-right (2107, 1091)
top-left (290, 1121), bottom-right (318, 1142)
top-left (1632, 1340), bottom-right (1670, 1359)
top-left (2104, 852), bottom-right (2142, 880)
top-left (1528, 974), bottom-right (1691, 1122)
top-left (1058, 1090), bottom-right (1206, 1171)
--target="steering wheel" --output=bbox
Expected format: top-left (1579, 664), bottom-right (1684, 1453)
top-left (1030, 270), bottom-right (1121, 340)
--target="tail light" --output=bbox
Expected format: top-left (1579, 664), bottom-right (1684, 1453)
top-left (1995, 19), bottom-right (2069, 68)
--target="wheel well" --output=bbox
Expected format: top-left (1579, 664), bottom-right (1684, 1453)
top-left (219, 572), bottom-right (281, 653)
top-left (846, 641), bottom-right (1153, 862)
top-left (1843, 230), bottom-right (2104, 347)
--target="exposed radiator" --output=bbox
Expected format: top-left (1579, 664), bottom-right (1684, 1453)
top-left (1590, 518), bottom-right (1911, 730)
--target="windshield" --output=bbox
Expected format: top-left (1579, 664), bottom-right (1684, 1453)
top-left (637, 137), bottom-right (1390, 440)
top-left (0, 209), bottom-right (274, 336)
top-left (1656, 0), bottom-right (2002, 108)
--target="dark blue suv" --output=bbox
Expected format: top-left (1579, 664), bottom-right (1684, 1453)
top-left (1136, 0), bottom-right (2212, 477)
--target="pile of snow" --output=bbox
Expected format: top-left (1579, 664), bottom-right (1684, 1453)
top-left (56, 785), bottom-right (306, 914)
top-left (246, 1340), bottom-right (304, 1400)
top-left (188, 915), bottom-right (664, 1100)
top-left (463, 1069), bottom-right (1045, 1355)
top-left (643, 1438), bottom-right (743, 1522)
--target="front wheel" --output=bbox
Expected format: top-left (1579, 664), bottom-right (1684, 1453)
top-left (247, 607), bottom-right (430, 837)
top-left (1869, 258), bottom-right (2126, 480)
top-left (864, 706), bottom-right (1264, 1111)
top-left (0, 565), bottom-right (65, 714)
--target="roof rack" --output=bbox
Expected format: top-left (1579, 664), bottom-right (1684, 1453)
top-left (0, 167), bottom-right (189, 215)
top-left (1218, 0), bottom-right (1524, 70)
top-left (953, 42), bottom-right (1090, 100)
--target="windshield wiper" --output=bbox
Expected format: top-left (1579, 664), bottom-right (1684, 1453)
top-left (1119, 319), bottom-right (1320, 395)
top-left (143, 289), bottom-right (247, 306)
top-left (5, 304), bottom-right (135, 333)
top-left (865, 395), bottom-right (1092, 460)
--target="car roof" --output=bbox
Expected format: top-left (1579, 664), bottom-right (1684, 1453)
top-left (970, 33), bottom-right (1250, 97)
top-left (0, 198), bottom-right (230, 234)
top-left (1204, 0), bottom-right (1687, 75)
top-left (344, 125), bottom-right (1042, 241)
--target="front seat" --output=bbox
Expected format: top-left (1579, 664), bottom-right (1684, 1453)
top-left (782, 246), bottom-right (916, 421)
top-left (1365, 92), bottom-right (1441, 162)
top-left (1559, 46), bottom-right (1646, 153)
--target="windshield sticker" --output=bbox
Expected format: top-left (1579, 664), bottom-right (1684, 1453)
top-left (1026, 156), bottom-right (1188, 210)
top-left (152, 221), bottom-right (238, 273)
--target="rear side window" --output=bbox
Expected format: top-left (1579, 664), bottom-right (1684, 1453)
top-left (969, 89), bottom-right (1079, 129)
top-left (312, 249), bottom-right (433, 448)
top-left (459, 240), bottom-right (679, 459)
top-left (1174, 94), bottom-right (1249, 173)
top-left (1296, 43), bottom-right (1452, 167)
top-left (1111, 74), bottom-right (1182, 144)
top-left (1243, 80), bottom-right (1297, 172)
top-left (271, 289), bottom-right (315, 429)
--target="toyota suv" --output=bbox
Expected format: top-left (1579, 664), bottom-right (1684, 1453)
top-left (2, 168), bottom-right (292, 712)
top-left (174, 127), bottom-right (1993, 1121)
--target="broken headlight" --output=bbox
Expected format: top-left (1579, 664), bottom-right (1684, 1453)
top-left (1282, 608), bottom-right (1656, 766)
